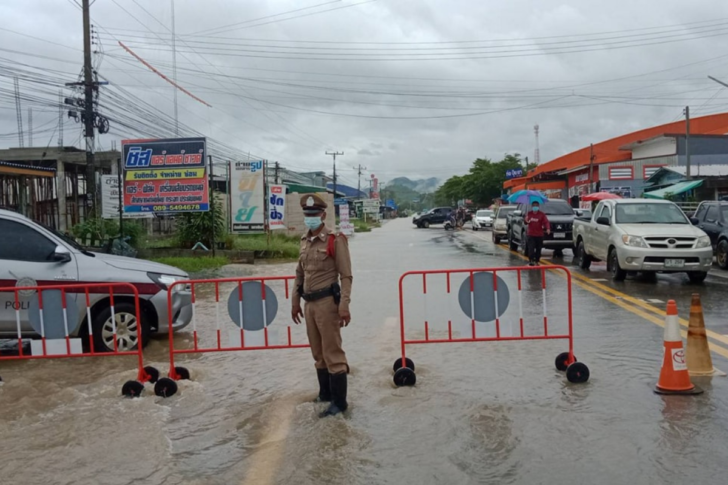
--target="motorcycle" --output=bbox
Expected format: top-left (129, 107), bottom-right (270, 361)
top-left (444, 213), bottom-right (456, 231)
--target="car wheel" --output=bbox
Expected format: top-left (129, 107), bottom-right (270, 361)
top-left (509, 231), bottom-right (518, 251)
top-left (577, 241), bottom-right (591, 270)
top-left (422, 221), bottom-right (430, 229)
top-left (688, 272), bottom-right (708, 284)
top-left (717, 240), bottom-right (728, 269)
top-left (609, 249), bottom-right (626, 282)
top-left (493, 233), bottom-right (500, 244)
top-left (92, 302), bottom-right (150, 353)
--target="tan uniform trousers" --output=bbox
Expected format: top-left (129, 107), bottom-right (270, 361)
top-left (304, 296), bottom-right (348, 374)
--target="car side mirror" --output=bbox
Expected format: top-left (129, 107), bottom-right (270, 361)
top-left (596, 217), bottom-right (611, 226)
top-left (690, 217), bottom-right (700, 226)
top-left (52, 245), bottom-right (72, 263)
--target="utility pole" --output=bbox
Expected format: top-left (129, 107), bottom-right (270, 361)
top-left (27, 108), bottom-right (32, 147)
top-left (82, 0), bottom-right (97, 212)
top-left (354, 164), bottom-right (367, 196)
top-left (274, 161), bottom-right (280, 184)
top-left (13, 77), bottom-right (23, 148)
top-left (684, 106), bottom-right (691, 180)
top-left (58, 90), bottom-right (64, 147)
top-left (589, 143), bottom-right (595, 194)
top-left (171, 0), bottom-right (179, 135)
top-left (326, 151), bottom-right (344, 201)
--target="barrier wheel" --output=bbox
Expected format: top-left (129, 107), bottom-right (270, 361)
top-left (566, 362), bottom-right (590, 383)
top-left (555, 352), bottom-right (576, 372)
top-left (144, 366), bottom-right (160, 384)
top-left (121, 380), bottom-right (144, 398)
top-left (393, 367), bottom-right (416, 387)
top-left (393, 357), bottom-right (415, 373)
top-left (154, 377), bottom-right (179, 398)
top-left (172, 366), bottom-right (191, 380)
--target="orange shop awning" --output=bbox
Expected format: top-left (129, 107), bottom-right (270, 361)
top-left (510, 183), bottom-right (527, 192)
top-left (0, 162), bottom-right (55, 178)
top-left (504, 176), bottom-right (527, 189)
top-left (527, 180), bottom-right (565, 191)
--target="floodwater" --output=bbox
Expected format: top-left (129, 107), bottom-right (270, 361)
top-left (3, 218), bottom-right (728, 485)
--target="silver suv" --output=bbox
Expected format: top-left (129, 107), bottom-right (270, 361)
top-left (0, 209), bottom-right (192, 352)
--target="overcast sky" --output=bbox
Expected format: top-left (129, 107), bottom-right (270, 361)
top-left (2, 0), bottom-right (728, 187)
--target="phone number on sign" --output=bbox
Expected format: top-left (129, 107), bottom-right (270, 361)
top-left (153, 204), bottom-right (202, 211)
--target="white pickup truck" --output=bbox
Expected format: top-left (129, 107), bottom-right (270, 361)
top-left (572, 199), bottom-right (713, 283)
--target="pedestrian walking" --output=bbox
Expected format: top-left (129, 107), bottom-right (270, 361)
top-left (292, 194), bottom-right (353, 417)
top-left (524, 200), bottom-right (550, 266)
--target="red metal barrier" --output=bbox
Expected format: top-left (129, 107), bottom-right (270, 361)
top-left (164, 275), bottom-right (309, 392)
top-left (0, 282), bottom-right (157, 397)
top-left (392, 265), bottom-right (589, 386)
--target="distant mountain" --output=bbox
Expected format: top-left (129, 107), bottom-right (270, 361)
top-left (388, 177), bottom-right (440, 193)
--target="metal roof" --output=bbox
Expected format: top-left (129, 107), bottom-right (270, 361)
top-left (644, 180), bottom-right (704, 199)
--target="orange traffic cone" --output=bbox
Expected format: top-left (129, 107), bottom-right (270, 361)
top-left (686, 294), bottom-right (725, 377)
top-left (655, 300), bottom-right (703, 395)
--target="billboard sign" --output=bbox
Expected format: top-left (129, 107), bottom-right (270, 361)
top-left (122, 137), bottom-right (208, 213)
top-left (268, 184), bottom-right (286, 230)
top-left (339, 204), bottom-right (354, 236)
top-left (101, 175), bottom-right (152, 219)
top-left (230, 160), bottom-right (266, 232)
top-left (505, 168), bottom-right (523, 179)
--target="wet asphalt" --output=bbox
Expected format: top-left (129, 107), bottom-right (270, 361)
top-left (2, 218), bottom-right (728, 485)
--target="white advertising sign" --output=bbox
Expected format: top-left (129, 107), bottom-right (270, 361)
top-left (362, 199), bottom-right (380, 214)
top-left (101, 175), bottom-right (152, 219)
top-left (230, 160), bottom-right (266, 232)
top-left (268, 184), bottom-right (286, 230)
top-left (339, 204), bottom-right (354, 236)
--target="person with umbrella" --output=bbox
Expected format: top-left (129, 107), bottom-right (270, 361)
top-left (525, 200), bottom-right (550, 266)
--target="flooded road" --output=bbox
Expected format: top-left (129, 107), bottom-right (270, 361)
top-left (3, 218), bottom-right (728, 485)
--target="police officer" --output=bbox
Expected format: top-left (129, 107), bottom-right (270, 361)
top-left (291, 194), bottom-right (353, 417)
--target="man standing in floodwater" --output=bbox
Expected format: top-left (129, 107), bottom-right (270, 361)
top-left (292, 194), bottom-right (353, 417)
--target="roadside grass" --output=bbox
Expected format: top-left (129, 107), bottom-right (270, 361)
top-left (232, 233), bottom-right (300, 258)
top-left (151, 256), bottom-right (229, 273)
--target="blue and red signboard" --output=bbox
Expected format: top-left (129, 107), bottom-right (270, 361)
top-left (122, 137), bottom-right (208, 213)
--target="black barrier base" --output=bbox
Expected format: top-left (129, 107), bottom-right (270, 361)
top-left (393, 367), bottom-right (416, 387)
top-left (566, 362), bottom-right (590, 383)
top-left (154, 377), bottom-right (179, 397)
top-left (555, 352), bottom-right (576, 372)
top-left (144, 366), bottom-right (160, 384)
top-left (122, 380), bottom-right (144, 398)
top-left (393, 357), bottom-right (415, 373)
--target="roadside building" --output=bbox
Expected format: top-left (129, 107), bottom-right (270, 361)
top-left (503, 113), bottom-right (728, 202)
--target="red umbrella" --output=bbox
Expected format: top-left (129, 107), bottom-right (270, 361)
top-left (581, 192), bottom-right (622, 202)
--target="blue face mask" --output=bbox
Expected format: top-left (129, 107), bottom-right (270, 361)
top-left (304, 216), bottom-right (323, 230)
top-left (532, 206), bottom-right (540, 212)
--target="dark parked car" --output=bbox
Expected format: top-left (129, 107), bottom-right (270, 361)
top-left (692, 201), bottom-right (728, 269)
top-left (413, 207), bottom-right (453, 228)
top-left (508, 199), bottom-right (576, 256)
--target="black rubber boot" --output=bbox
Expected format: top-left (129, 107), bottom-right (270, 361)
top-left (314, 368), bottom-right (331, 403)
top-left (320, 372), bottom-right (348, 418)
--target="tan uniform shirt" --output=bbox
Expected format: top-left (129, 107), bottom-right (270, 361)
top-left (294, 226), bottom-right (353, 311)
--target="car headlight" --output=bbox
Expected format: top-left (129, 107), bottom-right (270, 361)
top-left (148, 273), bottom-right (188, 292)
top-left (695, 236), bottom-right (712, 248)
top-left (621, 235), bottom-right (649, 248)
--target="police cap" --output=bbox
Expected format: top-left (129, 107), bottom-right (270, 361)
top-left (301, 194), bottom-right (328, 215)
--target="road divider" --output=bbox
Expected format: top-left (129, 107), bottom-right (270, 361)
top-left (655, 300), bottom-right (702, 395)
top-left (392, 265), bottom-right (590, 387)
top-left (686, 294), bottom-right (726, 377)
top-left (163, 275), bottom-right (310, 397)
top-left (0, 282), bottom-right (157, 397)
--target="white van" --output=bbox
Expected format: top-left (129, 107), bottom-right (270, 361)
top-left (0, 209), bottom-right (193, 352)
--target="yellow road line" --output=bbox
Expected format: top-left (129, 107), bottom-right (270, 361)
top-left (541, 257), bottom-right (728, 347)
top-left (469, 231), bottom-right (728, 362)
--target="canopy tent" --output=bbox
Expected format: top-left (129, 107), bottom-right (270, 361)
top-left (643, 179), bottom-right (703, 199)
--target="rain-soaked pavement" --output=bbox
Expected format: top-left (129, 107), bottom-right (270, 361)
top-left (3, 218), bottom-right (728, 485)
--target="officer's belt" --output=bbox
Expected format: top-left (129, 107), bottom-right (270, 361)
top-left (301, 286), bottom-right (334, 302)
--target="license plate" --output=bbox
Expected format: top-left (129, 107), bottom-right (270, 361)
top-left (553, 232), bottom-right (566, 239)
top-left (665, 259), bottom-right (685, 268)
